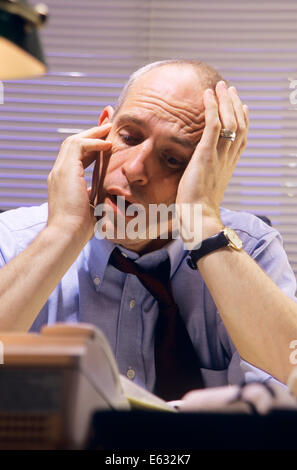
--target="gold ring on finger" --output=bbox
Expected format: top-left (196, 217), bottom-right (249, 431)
top-left (219, 128), bottom-right (236, 142)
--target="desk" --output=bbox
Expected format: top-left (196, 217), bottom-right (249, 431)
top-left (88, 409), bottom-right (297, 451)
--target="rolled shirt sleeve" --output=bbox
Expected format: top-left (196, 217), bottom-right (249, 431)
top-left (220, 211), bottom-right (297, 386)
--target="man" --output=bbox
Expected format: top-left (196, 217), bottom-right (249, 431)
top-left (0, 60), bottom-right (297, 398)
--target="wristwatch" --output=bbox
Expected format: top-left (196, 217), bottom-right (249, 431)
top-left (187, 227), bottom-right (243, 270)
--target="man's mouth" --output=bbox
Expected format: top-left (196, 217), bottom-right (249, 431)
top-left (109, 193), bottom-right (131, 207)
top-left (107, 193), bottom-right (137, 217)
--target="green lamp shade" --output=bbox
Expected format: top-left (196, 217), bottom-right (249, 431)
top-left (0, 1), bottom-right (47, 79)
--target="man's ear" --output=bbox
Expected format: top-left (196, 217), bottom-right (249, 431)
top-left (98, 105), bottom-right (114, 126)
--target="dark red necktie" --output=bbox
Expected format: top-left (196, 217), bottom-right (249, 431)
top-left (109, 247), bottom-right (204, 400)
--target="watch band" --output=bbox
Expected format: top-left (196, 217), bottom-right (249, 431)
top-left (186, 231), bottom-right (229, 270)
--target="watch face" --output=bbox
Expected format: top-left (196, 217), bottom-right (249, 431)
top-left (224, 228), bottom-right (243, 250)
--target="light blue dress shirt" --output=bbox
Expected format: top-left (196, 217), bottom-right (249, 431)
top-left (0, 203), bottom-right (296, 393)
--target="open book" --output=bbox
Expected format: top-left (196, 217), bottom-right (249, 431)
top-left (0, 322), bottom-right (174, 449)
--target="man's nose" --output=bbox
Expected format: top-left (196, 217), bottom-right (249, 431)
top-left (121, 142), bottom-right (152, 186)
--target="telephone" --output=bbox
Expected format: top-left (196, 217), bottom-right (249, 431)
top-left (0, 322), bottom-right (130, 450)
top-left (0, 322), bottom-right (173, 450)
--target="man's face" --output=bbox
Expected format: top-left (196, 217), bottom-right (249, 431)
top-left (98, 65), bottom-right (205, 252)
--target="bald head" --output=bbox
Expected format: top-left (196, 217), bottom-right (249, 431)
top-left (114, 59), bottom-right (226, 116)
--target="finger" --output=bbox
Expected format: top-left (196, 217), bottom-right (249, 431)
top-left (79, 122), bottom-right (112, 139)
top-left (243, 104), bottom-right (249, 128)
top-left (80, 138), bottom-right (112, 153)
top-left (80, 140), bottom-right (112, 171)
top-left (58, 137), bottom-right (111, 171)
top-left (59, 138), bottom-right (111, 170)
top-left (216, 81), bottom-right (237, 153)
top-left (216, 81), bottom-right (237, 133)
top-left (197, 89), bottom-right (221, 151)
top-left (228, 87), bottom-right (246, 131)
top-left (227, 87), bottom-right (248, 158)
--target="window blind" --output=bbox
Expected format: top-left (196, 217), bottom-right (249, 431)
top-left (1, 0), bottom-right (297, 276)
top-left (0, 0), bottom-right (151, 207)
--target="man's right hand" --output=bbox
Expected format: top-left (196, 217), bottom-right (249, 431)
top-left (47, 123), bottom-right (112, 244)
top-left (0, 123), bottom-right (112, 331)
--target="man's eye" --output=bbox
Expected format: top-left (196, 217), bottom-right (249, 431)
top-left (119, 134), bottom-right (139, 145)
top-left (163, 154), bottom-right (185, 168)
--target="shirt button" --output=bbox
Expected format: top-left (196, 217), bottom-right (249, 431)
top-left (126, 368), bottom-right (136, 380)
top-left (93, 276), bottom-right (101, 286)
top-left (129, 299), bottom-right (136, 309)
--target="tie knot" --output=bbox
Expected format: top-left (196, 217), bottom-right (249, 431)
top-left (109, 248), bottom-right (140, 275)
top-left (109, 247), bottom-right (174, 307)
top-left (109, 247), bottom-right (171, 280)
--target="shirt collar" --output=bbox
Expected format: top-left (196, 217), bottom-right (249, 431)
top-left (85, 236), bottom-right (115, 292)
top-left (86, 236), bottom-right (188, 292)
top-left (166, 237), bottom-right (188, 276)
top-left (115, 237), bottom-right (187, 277)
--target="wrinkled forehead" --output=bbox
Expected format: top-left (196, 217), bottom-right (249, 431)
top-left (117, 65), bottom-right (205, 139)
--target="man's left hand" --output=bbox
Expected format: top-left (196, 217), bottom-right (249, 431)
top-left (176, 81), bottom-right (249, 239)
